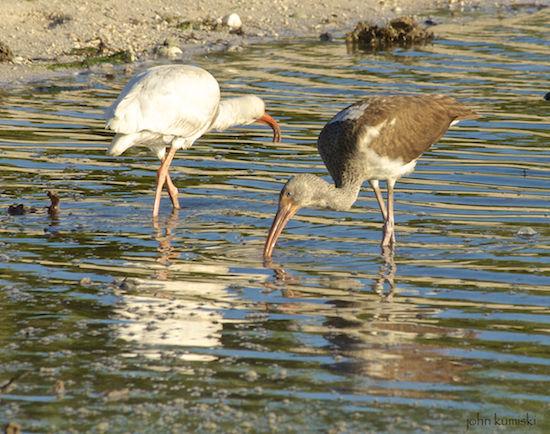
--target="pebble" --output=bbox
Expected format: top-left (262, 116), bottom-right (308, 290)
top-left (222, 13), bottom-right (242, 28)
top-left (226, 44), bottom-right (243, 52)
top-left (99, 387), bottom-right (130, 402)
top-left (118, 278), bottom-right (138, 291)
top-left (243, 369), bottom-right (258, 382)
top-left (95, 421), bottom-right (110, 433)
top-left (155, 39), bottom-right (183, 58)
top-left (516, 226), bottom-right (538, 239)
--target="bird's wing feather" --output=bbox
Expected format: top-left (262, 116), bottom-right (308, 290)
top-left (357, 95), bottom-right (477, 162)
top-left (318, 95), bottom-right (478, 186)
top-left (105, 65), bottom-right (221, 141)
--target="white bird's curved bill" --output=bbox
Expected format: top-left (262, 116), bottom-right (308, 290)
top-left (255, 113), bottom-right (282, 143)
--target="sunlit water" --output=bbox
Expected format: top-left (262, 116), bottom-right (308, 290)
top-left (1, 7), bottom-right (549, 434)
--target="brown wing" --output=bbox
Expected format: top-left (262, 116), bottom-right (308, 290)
top-left (318, 94), bottom-right (478, 187)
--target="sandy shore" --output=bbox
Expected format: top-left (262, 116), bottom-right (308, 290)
top-left (0, 0), bottom-right (523, 85)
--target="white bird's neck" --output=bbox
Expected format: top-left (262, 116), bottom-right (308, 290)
top-left (209, 95), bottom-right (266, 132)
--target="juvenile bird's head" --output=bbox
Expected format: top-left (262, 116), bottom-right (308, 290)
top-left (263, 174), bottom-right (331, 260)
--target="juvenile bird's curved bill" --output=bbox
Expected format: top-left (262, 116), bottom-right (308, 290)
top-left (263, 201), bottom-right (299, 260)
top-left (256, 113), bottom-right (282, 142)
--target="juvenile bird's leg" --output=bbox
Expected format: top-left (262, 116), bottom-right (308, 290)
top-left (369, 180), bottom-right (388, 220)
top-left (370, 180), bottom-right (396, 247)
top-left (153, 146), bottom-right (178, 217)
top-left (381, 180), bottom-right (396, 247)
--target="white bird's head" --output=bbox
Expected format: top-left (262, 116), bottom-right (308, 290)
top-left (212, 95), bottom-right (281, 142)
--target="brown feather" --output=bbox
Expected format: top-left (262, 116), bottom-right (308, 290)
top-left (318, 94), bottom-right (479, 188)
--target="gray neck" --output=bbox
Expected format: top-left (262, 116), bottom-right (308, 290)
top-left (322, 178), bottom-right (362, 211)
top-left (291, 173), bottom-right (362, 212)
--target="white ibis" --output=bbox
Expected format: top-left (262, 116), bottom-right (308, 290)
top-left (263, 94), bottom-right (479, 260)
top-left (104, 64), bottom-right (281, 217)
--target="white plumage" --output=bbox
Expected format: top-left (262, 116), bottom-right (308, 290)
top-left (105, 64), bottom-right (281, 217)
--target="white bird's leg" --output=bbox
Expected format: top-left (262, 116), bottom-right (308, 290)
top-left (381, 180), bottom-right (396, 247)
top-left (153, 146), bottom-right (178, 217)
top-left (165, 172), bottom-right (180, 209)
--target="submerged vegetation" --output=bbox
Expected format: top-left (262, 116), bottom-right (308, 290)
top-left (345, 17), bottom-right (434, 51)
top-left (48, 50), bottom-right (132, 70)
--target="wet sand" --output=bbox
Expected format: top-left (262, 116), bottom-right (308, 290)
top-left (0, 0), bottom-right (503, 85)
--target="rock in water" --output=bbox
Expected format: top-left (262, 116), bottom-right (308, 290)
top-left (345, 17), bottom-right (434, 52)
top-left (516, 227), bottom-right (538, 240)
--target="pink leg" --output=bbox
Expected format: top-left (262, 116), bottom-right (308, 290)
top-left (165, 173), bottom-right (180, 209)
top-left (380, 180), bottom-right (396, 247)
top-left (369, 180), bottom-right (388, 220)
top-left (153, 147), bottom-right (178, 217)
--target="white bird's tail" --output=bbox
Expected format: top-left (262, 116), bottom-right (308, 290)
top-left (107, 132), bottom-right (167, 160)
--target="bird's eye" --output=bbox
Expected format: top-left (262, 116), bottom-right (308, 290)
top-left (285, 190), bottom-right (293, 198)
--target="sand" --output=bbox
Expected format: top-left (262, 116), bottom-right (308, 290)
top-left (0, 0), bottom-right (516, 85)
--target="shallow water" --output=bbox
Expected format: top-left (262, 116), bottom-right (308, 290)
top-left (1, 7), bottom-right (549, 434)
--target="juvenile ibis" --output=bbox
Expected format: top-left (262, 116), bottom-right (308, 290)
top-left (105, 64), bottom-right (281, 217)
top-left (263, 94), bottom-right (479, 259)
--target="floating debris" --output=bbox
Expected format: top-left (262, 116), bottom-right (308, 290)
top-left (51, 379), bottom-right (65, 399)
top-left (79, 277), bottom-right (92, 287)
top-left (243, 369), bottom-right (259, 382)
top-left (117, 278), bottom-right (138, 291)
top-left (345, 17), bottom-right (434, 52)
top-left (0, 370), bottom-right (32, 395)
top-left (7, 204), bottom-right (37, 216)
top-left (99, 387), bottom-right (130, 402)
top-left (47, 191), bottom-right (60, 216)
top-left (3, 422), bottom-right (21, 434)
top-left (516, 226), bottom-right (539, 240)
top-left (7, 191), bottom-right (60, 216)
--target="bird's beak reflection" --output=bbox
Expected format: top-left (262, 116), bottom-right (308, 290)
top-left (263, 200), bottom-right (299, 260)
top-left (255, 113), bottom-right (282, 142)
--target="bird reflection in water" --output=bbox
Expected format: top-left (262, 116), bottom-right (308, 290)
top-left (263, 257), bottom-right (476, 387)
top-left (263, 246), bottom-right (398, 302)
top-left (371, 246), bottom-right (398, 302)
top-left (152, 210), bottom-right (181, 262)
